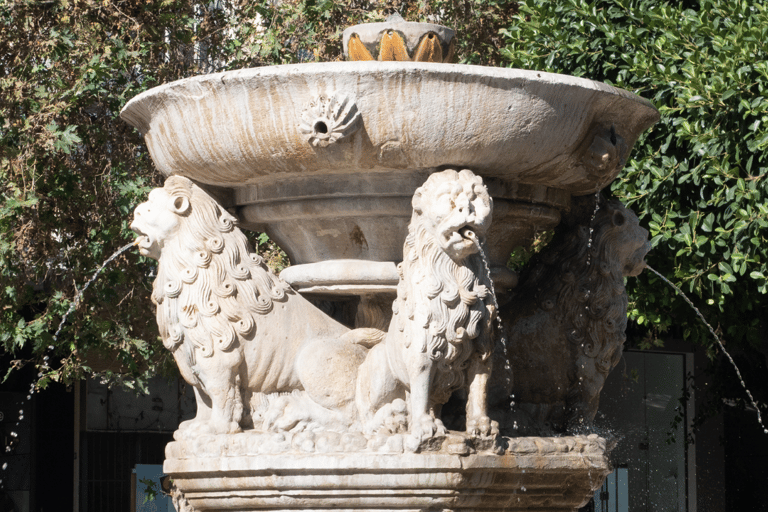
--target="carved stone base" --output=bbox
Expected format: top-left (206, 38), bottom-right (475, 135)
top-left (165, 434), bottom-right (610, 512)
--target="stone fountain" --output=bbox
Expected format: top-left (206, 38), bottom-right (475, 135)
top-left (121, 16), bottom-right (657, 512)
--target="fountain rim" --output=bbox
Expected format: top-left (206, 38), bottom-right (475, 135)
top-left (120, 60), bottom-right (658, 132)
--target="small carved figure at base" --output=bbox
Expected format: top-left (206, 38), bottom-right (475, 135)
top-left (169, 481), bottom-right (194, 512)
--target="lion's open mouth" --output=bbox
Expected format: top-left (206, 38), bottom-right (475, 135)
top-left (133, 235), bottom-right (151, 255)
top-left (625, 241), bottom-right (651, 276)
top-left (458, 225), bottom-right (478, 244)
top-left (439, 222), bottom-right (485, 261)
top-left (130, 223), bottom-right (152, 255)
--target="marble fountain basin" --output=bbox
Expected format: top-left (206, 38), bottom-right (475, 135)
top-left (121, 61), bottom-right (658, 290)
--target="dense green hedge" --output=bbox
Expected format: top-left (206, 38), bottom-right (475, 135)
top-left (502, 1), bottom-right (768, 356)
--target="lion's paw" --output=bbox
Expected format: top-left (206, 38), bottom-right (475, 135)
top-left (367, 398), bottom-right (409, 435)
top-left (411, 414), bottom-right (447, 441)
top-left (173, 418), bottom-right (240, 440)
top-left (467, 415), bottom-right (498, 437)
top-left (404, 415), bottom-right (447, 453)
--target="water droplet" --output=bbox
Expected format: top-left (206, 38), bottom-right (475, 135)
top-left (5, 447), bottom-right (11, 453)
top-left (48, 345), bottom-right (54, 350)
top-left (43, 356), bottom-right (49, 362)
top-left (10, 432), bottom-right (17, 438)
top-left (521, 486), bottom-right (527, 492)
top-left (18, 416), bottom-right (23, 421)
top-left (26, 395), bottom-right (31, 400)
top-left (1, 463), bottom-right (6, 470)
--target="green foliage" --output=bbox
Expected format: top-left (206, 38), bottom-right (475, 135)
top-left (0, 0), bottom-right (299, 389)
top-left (502, 0), bottom-right (768, 354)
top-left (139, 477), bottom-right (159, 503)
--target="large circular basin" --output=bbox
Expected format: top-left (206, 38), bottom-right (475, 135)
top-left (121, 62), bottom-right (658, 274)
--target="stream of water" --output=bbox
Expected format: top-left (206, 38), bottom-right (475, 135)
top-left (1, 240), bottom-right (137, 488)
top-left (585, 191), bottom-right (601, 267)
top-left (467, 231), bottom-right (512, 393)
top-left (646, 263), bottom-right (767, 434)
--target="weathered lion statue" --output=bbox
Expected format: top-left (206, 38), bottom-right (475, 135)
top-left (131, 176), bottom-right (369, 438)
top-left (495, 196), bottom-right (650, 434)
top-left (355, 169), bottom-right (499, 443)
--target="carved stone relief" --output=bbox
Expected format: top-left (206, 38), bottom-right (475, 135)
top-left (131, 171), bottom-right (648, 511)
top-left (355, 169), bottom-right (498, 447)
top-left (298, 93), bottom-right (362, 147)
top-left (132, 170), bottom-right (501, 449)
top-left (494, 195), bottom-right (650, 434)
top-left (132, 176), bottom-right (367, 437)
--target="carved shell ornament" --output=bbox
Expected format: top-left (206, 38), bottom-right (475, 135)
top-left (299, 93), bottom-right (362, 147)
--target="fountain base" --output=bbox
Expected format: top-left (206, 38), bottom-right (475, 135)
top-left (165, 433), bottom-right (609, 512)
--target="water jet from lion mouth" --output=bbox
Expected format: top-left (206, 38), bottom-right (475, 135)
top-left (2, 239), bottom-right (137, 480)
top-left (646, 263), bottom-right (768, 434)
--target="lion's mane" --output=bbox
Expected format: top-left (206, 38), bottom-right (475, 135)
top-left (393, 181), bottom-right (496, 407)
top-left (527, 200), bottom-right (635, 377)
top-left (504, 197), bottom-right (648, 429)
top-left (152, 176), bottom-right (291, 366)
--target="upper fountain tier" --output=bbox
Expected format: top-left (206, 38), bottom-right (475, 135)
top-left (120, 61), bottom-right (657, 196)
top-left (121, 59), bottom-right (657, 283)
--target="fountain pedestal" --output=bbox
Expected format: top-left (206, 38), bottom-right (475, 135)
top-left (123, 17), bottom-right (657, 512)
top-left (166, 434), bottom-right (610, 512)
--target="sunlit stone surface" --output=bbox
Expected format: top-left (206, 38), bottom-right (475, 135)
top-left (122, 20), bottom-right (657, 512)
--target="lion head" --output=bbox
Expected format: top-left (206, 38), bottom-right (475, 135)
top-left (131, 176), bottom-right (290, 359)
top-left (394, 169), bottom-right (497, 404)
top-left (410, 169), bottom-right (493, 262)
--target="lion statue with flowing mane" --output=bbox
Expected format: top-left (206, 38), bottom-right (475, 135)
top-left (131, 175), bottom-right (369, 438)
top-left (355, 169), bottom-right (499, 443)
top-left (497, 196), bottom-right (650, 434)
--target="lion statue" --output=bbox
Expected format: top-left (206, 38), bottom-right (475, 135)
top-left (495, 196), bottom-right (650, 434)
top-left (355, 169), bottom-right (499, 444)
top-left (131, 176), bottom-right (369, 438)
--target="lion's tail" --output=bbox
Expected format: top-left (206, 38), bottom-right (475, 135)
top-left (340, 328), bottom-right (387, 349)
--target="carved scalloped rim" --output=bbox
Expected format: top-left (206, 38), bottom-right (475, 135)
top-left (298, 93), bottom-right (362, 147)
